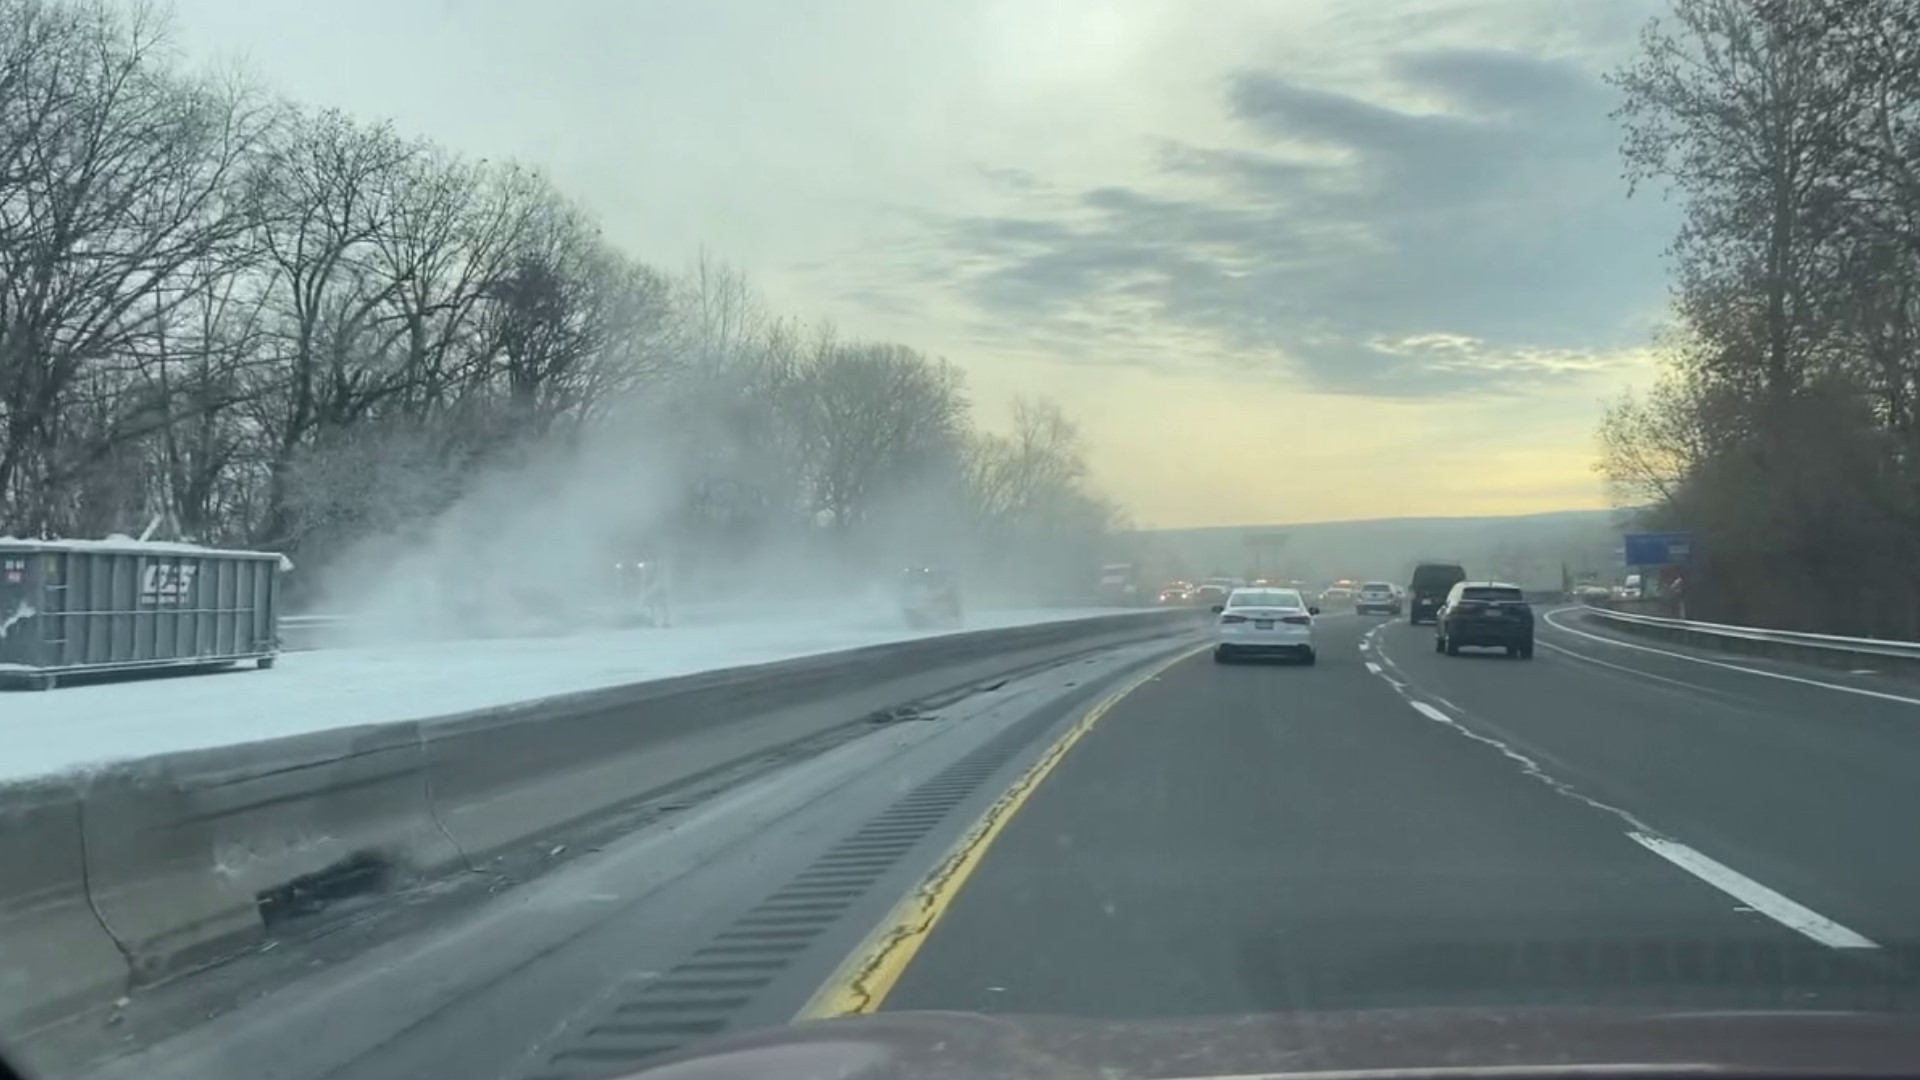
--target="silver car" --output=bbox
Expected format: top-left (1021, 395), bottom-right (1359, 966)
top-left (1356, 581), bottom-right (1401, 615)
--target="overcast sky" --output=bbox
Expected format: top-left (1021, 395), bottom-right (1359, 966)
top-left (168, 0), bottom-right (1676, 527)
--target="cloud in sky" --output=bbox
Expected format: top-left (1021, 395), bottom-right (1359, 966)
top-left (917, 42), bottom-right (1677, 399)
top-left (163, 0), bottom-right (1676, 525)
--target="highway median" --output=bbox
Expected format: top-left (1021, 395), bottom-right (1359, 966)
top-left (0, 608), bottom-right (1198, 1041)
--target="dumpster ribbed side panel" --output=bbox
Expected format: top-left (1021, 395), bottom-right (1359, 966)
top-left (0, 541), bottom-right (282, 687)
top-left (0, 549), bottom-right (45, 670)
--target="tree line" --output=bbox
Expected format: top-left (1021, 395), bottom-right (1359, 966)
top-left (1601, 0), bottom-right (1920, 636)
top-left (0, 0), bottom-right (1121, 605)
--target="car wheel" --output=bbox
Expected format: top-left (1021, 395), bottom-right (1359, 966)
top-left (1520, 643), bottom-right (1535, 660)
top-left (1301, 649), bottom-right (1316, 666)
top-left (1444, 638), bottom-right (1460, 657)
top-left (1213, 647), bottom-right (1230, 664)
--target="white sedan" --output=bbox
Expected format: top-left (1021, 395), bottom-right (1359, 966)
top-left (1210, 587), bottom-right (1320, 665)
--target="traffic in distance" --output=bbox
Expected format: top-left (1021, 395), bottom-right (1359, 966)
top-left (1146, 559), bottom-right (1538, 668)
top-left (889, 562), bottom-right (1534, 652)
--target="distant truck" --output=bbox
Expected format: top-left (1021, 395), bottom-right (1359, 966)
top-left (1097, 563), bottom-right (1147, 606)
top-left (1407, 561), bottom-right (1468, 625)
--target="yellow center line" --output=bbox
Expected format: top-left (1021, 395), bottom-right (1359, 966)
top-left (795, 640), bottom-right (1207, 1020)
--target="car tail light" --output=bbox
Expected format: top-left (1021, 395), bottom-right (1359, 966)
top-left (1221, 614), bottom-right (1247, 624)
top-left (1282, 615), bottom-right (1310, 625)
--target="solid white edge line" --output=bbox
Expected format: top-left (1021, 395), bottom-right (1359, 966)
top-left (1392, 622), bottom-right (1879, 952)
top-left (1628, 833), bottom-right (1878, 949)
top-left (1536, 639), bottom-right (1720, 695)
top-left (1542, 608), bottom-right (1920, 707)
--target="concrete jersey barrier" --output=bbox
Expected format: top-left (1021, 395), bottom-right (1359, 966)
top-left (0, 608), bottom-right (1196, 1037)
top-left (0, 781), bottom-right (132, 1037)
top-left (78, 723), bottom-right (464, 985)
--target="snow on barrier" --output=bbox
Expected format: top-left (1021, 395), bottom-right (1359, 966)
top-left (0, 608), bottom-right (1198, 1037)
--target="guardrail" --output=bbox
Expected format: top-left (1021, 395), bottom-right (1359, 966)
top-left (0, 607), bottom-right (1199, 1038)
top-left (275, 614), bottom-right (345, 653)
top-left (1577, 603), bottom-right (1920, 672)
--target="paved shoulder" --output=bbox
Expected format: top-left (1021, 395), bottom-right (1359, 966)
top-left (873, 617), bottom-right (1837, 1018)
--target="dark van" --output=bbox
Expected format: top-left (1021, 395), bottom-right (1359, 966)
top-left (1407, 561), bottom-right (1466, 624)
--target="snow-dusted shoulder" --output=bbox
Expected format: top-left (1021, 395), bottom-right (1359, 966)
top-left (0, 607), bottom-right (1142, 782)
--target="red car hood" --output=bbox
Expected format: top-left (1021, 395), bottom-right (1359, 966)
top-left (608, 1009), bottom-right (1920, 1080)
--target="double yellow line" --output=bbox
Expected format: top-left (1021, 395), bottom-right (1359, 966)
top-left (796, 641), bottom-right (1206, 1018)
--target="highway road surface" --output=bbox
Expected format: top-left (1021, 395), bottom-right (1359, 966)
top-left (59, 607), bottom-right (1920, 1080)
top-left (822, 607), bottom-right (1920, 1020)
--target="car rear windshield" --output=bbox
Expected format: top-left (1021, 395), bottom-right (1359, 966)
top-left (1229, 590), bottom-right (1302, 609)
top-left (1461, 586), bottom-right (1525, 602)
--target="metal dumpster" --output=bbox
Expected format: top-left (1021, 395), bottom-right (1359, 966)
top-left (0, 539), bottom-right (283, 690)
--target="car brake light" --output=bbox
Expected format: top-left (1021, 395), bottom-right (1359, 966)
top-left (1221, 614), bottom-right (1247, 624)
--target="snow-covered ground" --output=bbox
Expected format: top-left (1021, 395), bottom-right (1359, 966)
top-left (2, 607), bottom-right (1147, 781)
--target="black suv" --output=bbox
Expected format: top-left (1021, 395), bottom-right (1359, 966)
top-left (1407, 561), bottom-right (1466, 624)
top-left (1435, 581), bottom-right (1534, 659)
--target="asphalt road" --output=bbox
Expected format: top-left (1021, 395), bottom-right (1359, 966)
top-left (50, 607), bottom-right (1920, 1080)
top-left (870, 609), bottom-right (1920, 1018)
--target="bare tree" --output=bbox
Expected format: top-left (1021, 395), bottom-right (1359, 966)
top-left (800, 341), bottom-right (969, 535)
top-left (243, 107), bottom-right (422, 546)
top-left (141, 256), bottom-right (274, 540)
top-left (478, 193), bottom-right (670, 441)
top-left (0, 0), bottom-right (1129, 615)
top-left (366, 150), bottom-right (524, 420)
top-left (1612, 0), bottom-right (1853, 424)
top-left (1604, 0), bottom-right (1920, 633)
top-left (960, 397), bottom-right (1122, 600)
top-left (0, 0), bottom-right (267, 532)
top-left (966, 397), bottom-right (1090, 524)
top-left (646, 264), bottom-right (812, 556)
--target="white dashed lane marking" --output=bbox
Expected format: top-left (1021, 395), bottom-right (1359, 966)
top-left (1370, 621), bottom-right (1879, 951)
